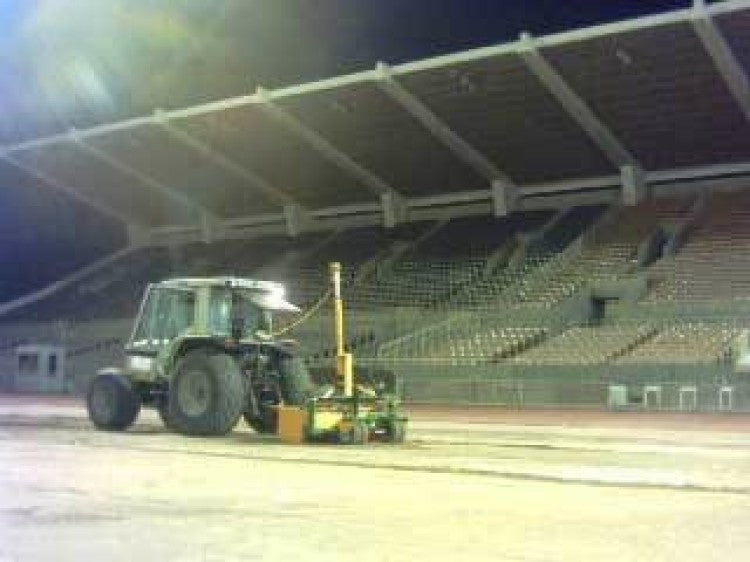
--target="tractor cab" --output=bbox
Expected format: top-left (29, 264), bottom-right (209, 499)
top-left (127, 277), bottom-right (298, 355)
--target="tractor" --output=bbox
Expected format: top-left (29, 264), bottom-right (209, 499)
top-left (85, 273), bottom-right (407, 443)
top-left (86, 277), bottom-right (312, 436)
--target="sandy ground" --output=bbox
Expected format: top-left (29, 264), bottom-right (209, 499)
top-left (1, 396), bottom-right (750, 561)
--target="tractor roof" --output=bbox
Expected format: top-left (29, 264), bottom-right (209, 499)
top-left (156, 277), bottom-right (284, 292)
top-left (154, 277), bottom-right (300, 312)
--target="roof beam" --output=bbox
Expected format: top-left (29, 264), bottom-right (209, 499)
top-left (691, 0), bottom-right (750, 125)
top-left (66, 129), bottom-right (219, 225)
top-left (374, 61), bottom-right (515, 186)
top-left (1, 2), bottom-right (750, 162)
top-left (708, 0), bottom-right (750, 17)
top-left (518, 32), bottom-right (640, 170)
top-left (254, 86), bottom-right (399, 200)
top-left (142, 158), bottom-right (750, 245)
top-left (0, 151), bottom-right (141, 227)
top-left (374, 62), bottom-right (519, 217)
top-left (152, 110), bottom-right (300, 209)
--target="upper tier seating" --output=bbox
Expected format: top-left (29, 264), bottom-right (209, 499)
top-left (447, 205), bottom-right (605, 309)
top-left (496, 198), bottom-right (692, 308)
top-left (647, 191), bottom-right (750, 301)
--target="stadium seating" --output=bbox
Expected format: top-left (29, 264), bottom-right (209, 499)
top-left (509, 323), bottom-right (656, 366)
top-left (616, 322), bottom-right (739, 364)
top-left (647, 191), bottom-right (750, 301)
top-left (379, 318), bottom-right (547, 362)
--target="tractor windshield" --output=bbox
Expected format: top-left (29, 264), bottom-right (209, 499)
top-left (130, 287), bottom-right (196, 350)
top-left (208, 288), bottom-right (273, 339)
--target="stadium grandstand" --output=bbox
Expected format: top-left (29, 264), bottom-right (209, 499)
top-left (3, 0), bottom-right (750, 413)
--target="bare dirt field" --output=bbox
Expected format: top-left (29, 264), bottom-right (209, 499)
top-left (1, 395), bottom-right (750, 561)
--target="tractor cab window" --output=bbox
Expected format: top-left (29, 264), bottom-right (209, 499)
top-left (130, 287), bottom-right (196, 349)
top-left (209, 288), bottom-right (271, 339)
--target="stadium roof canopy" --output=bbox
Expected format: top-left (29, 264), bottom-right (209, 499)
top-left (2, 0), bottom-right (750, 244)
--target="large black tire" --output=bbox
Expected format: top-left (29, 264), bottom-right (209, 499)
top-left (86, 372), bottom-right (141, 431)
top-left (167, 350), bottom-right (245, 436)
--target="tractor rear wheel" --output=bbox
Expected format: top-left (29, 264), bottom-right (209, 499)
top-left (167, 350), bottom-right (244, 436)
top-left (86, 372), bottom-right (141, 431)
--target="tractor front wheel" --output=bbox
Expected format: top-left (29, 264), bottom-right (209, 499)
top-left (86, 372), bottom-right (141, 431)
top-left (167, 350), bottom-right (245, 436)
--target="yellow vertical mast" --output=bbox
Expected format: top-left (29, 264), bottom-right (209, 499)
top-left (329, 262), bottom-right (353, 397)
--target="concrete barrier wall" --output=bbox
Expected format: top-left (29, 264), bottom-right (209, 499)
top-left (370, 359), bottom-right (746, 412)
top-left (0, 319), bottom-right (131, 393)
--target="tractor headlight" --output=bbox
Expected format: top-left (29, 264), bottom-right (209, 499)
top-left (128, 355), bottom-right (153, 372)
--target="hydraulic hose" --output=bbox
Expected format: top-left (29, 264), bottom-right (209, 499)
top-left (271, 287), bottom-right (332, 337)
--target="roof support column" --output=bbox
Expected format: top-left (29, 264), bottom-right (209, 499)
top-left (621, 165), bottom-right (647, 206)
top-left (380, 190), bottom-right (407, 228)
top-left (691, 0), bottom-right (750, 124)
top-left (283, 203), bottom-right (311, 237)
top-left (491, 179), bottom-right (519, 217)
top-left (199, 213), bottom-right (216, 244)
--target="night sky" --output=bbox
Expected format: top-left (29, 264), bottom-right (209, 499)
top-left (305, 0), bottom-right (688, 73)
top-left (0, 0), bottom-right (694, 302)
